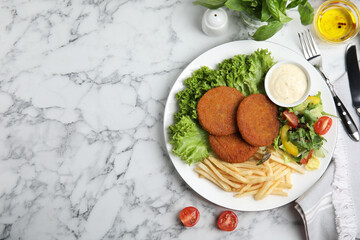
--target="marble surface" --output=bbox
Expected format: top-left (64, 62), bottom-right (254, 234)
top-left (0, 0), bottom-right (359, 239)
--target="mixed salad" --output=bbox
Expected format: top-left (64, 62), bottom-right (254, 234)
top-left (274, 92), bottom-right (333, 169)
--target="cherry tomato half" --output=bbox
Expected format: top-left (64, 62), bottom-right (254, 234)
top-left (179, 207), bottom-right (200, 227)
top-left (300, 149), bottom-right (313, 165)
top-left (217, 211), bottom-right (238, 231)
top-left (283, 110), bottom-right (298, 128)
top-left (314, 116), bottom-right (332, 135)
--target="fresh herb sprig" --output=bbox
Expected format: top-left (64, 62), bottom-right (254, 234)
top-left (194, 0), bottom-right (314, 41)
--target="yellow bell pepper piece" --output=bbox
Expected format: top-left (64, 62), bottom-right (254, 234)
top-left (305, 156), bottom-right (320, 171)
top-left (307, 96), bottom-right (321, 105)
top-left (280, 125), bottom-right (299, 156)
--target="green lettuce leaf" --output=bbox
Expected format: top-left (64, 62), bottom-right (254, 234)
top-left (218, 54), bottom-right (250, 94)
top-left (218, 49), bottom-right (275, 95)
top-left (169, 116), bottom-right (211, 165)
top-left (244, 49), bottom-right (275, 93)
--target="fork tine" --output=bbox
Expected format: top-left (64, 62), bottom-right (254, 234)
top-left (302, 32), bottom-right (313, 58)
top-left (298, 32), bottom-right (310, 59)
top-left (306, 29), bottom-right (320, 55)
top-left (304, 30), bottom-right (317, 57)
top-left (301, 32), bottom-right (313, 59)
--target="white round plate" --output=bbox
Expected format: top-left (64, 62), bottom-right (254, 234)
top-left (163, 40), bottom-right (338, 211)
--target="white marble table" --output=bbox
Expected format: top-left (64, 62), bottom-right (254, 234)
top-left (0, 1), bottom-right (359, 239)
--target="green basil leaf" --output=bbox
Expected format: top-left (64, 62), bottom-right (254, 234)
top-left (240, 0), bottom-right (260, 7)
top-left (286, 0), bottom-right (306, 9)
top-left (250, 21), bottom-right (284, 41)
top-left (266, 0), bottom-right (292, 23)
top-left (279, 0), bottom-right (287, 12)
top-left (298, 2), bottom-right (314, 25)
top-left (225, 0), bottom-right (247, 11)
top-left (261, 2), bottom-right (272, 22)
top-left (193, 0), bottom-right (227, 9)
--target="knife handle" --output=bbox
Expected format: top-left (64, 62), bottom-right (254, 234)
top-left (333, 95), bottom-right (360, 142)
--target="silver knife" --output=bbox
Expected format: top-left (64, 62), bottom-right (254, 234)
top-left (344, 44), bottom-right (360, 142)
top-left (346, 44), bottom-right (360, 116)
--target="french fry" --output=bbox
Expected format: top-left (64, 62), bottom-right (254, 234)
top-left (271, 189), bottom-right (288, 196)
top-left (246, 175), bottom-right (274, 183)
top-left (270, 154), bottom-right (305, 174)
top-left (195, 168), bottom-right (225, 190)
top-left (248, 183), bottom-right (262, 191)
top-left (203, 159), bottom-right (243, 188)
top-left (221, 161), bottom-right (254, 176)
top-left (235, 190), bottom-right (258, 198)
top-left (220, 160), bottom-right (244, 171)
top-left (194, 146), bottom-right (306, 200)
top-left (235, 184), bottom-right (252, 196)
top-left (273, 165), bottom-right (287, 176)
top-left (222, 173), bottom-right (246, 183)
top-left (254, 181), bottom-right (272, 200)
top-left (285, 173), bottom-right (291, 184)
top-left (206, 157), bottom-right (249, 183)
top-left (271, 163), bottom-right (283, 172)
top-left (262, 178), bottom-right (282, 199)
top-left (268, 148), bottom-right (305, 174)
top-left (263, 160), bottom-right (273, 177)
top-left (197, 162), bottom-right (232, 191)
top-left (278, 182), bottom-right (293, 189)
top-left (274, 167), bottom-right (292, 181)
top-left (249, 170), bottom-right (266, 176)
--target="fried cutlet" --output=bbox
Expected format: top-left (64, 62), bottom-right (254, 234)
top-left (236, 93), bottom-right (279, 147)
top-left (197, 86), bottom-right (245, 136)
top-left (208, 133), bottom-right (258, 163)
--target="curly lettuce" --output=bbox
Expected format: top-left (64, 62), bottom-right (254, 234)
top-left (219, 49), bottom-right (274, 95)
top-left (169, 116), bottom-right (211, 165)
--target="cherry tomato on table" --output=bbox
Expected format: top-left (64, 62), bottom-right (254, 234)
top-left (217, 210), bottom-right (238, 231)
top-left (282, 110), bottom-right (298, 128)
top-left (314, 116), bottom-right (332, 135)
top-left (179, 206), bottom-right (200, 227)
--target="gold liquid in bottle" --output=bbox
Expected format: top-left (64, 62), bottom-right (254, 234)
top-left (316, 1), bottom-right (358, 43)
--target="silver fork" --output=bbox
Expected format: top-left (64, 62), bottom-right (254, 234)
top-left (298, 29), bottom-right (359, 142)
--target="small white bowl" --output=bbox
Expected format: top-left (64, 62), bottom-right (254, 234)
top-left (264, 61), bottom-right (311, 108)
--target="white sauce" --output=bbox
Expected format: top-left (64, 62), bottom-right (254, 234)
top-left (268, 63), bottom-right (308, 104)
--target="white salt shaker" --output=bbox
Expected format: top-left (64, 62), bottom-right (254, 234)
top-left (201, 8), bottom-right (228, 36)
